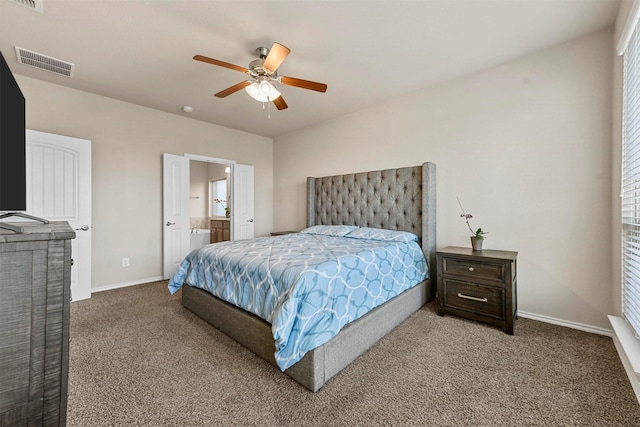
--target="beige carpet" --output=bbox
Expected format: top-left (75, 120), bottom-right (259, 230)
top-left (67, 281), bottom-right (640, 426)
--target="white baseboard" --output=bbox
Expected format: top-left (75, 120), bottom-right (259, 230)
top-left (517, 310), bottom-right (613, 337)
top-left (91, 276), bottom-right (165, 294)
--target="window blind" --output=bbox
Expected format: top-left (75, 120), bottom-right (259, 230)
top-left (622, 15), bottom-right (640, 337)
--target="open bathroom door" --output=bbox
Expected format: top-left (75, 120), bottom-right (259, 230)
top-left (232, 164), bottom-right (254, 240)
top-left (162, 153), bottom-right (190, 279)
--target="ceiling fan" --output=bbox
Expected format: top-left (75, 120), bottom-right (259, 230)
top-left (194, 42), bottom-right (327, 113)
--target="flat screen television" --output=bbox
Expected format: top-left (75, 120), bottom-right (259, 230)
top-left (0, 50), bottom-right (26, 212)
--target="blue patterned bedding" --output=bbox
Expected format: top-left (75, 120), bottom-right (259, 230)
top-left (168, 226), bottom-right (428, 370)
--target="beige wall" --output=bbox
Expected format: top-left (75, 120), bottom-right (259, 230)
top-left (274, 30), bottom-right (614, 330)
top-left (16, 75), bottom-right (273, 289)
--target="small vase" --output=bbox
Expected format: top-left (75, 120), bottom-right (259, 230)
top-left (471, 236), bottom-right (483, 251)
top-left (225, 210), bottom-right (230, 218)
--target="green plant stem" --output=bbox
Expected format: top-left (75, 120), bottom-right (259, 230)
top-left (457, 197), bottom-right (475, 235)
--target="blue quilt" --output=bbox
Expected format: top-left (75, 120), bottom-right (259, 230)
top-left (168, 226), bottom-right (428, 370)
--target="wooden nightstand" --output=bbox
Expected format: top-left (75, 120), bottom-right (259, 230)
top-left (270, 230), bottom-right (298, 236)
top-left (436, 246), bottom-right (518, 335)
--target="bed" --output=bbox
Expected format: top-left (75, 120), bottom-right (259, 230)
top-left (170, 162), bottom-right (436, 391)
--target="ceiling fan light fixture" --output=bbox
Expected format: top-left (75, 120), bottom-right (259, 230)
top-left (245, 80), bottom-right (281, 102)
top-left (259, 80), bottom-right (272, 95)
top-left (247, 82), bottom-right (260, 97)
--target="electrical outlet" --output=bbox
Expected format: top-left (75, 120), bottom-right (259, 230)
top-left (122, 258), bottom-right (130, 267)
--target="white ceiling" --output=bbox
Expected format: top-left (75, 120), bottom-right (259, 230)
top-left (0, 0), bottom-right (621, 138)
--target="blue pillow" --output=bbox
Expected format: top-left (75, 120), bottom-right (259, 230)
top-left (300, 225), bottom-right (359, 237)
top-left (345, 227), bottom-right (418, 243)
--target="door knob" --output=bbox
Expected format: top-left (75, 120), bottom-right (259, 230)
top-left (166, 221), bottom-right (175, 226)
top-left (247, 219), bottom-right (254, 223)
top-left (75, 225), bottom-right (90, 231)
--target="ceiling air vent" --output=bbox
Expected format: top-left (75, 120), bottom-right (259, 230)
top-left (15, 47), bottom-right (74, 77)
top-left (8, 0), bottom-right (44, 13)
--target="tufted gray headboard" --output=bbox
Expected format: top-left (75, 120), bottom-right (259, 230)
top-left (306, 162), bottom-right (436, 299)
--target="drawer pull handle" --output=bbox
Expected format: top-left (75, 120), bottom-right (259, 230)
top-left (468, 267), bottom-right (475, 272)
top-left (457, 293), bottom-right (488, 303)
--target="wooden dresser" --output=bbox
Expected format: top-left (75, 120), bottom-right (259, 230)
top-left (0, 221), bottom-right (74, 426)
top-left (436, 246), bottom-right (517, 335)
top-left (210, 218), bottom-right (230, 243)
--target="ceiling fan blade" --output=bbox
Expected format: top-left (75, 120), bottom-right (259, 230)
top-left (280, 76), bottom-right (327, 93)
top-left (215, 81), bottom-right (251, 98)
top-left (193, 55), bottom-right (250, 74)
top-left (273, 95), bottom-right (288, 110)
top-left (263, 42), bottom-right (291, 73)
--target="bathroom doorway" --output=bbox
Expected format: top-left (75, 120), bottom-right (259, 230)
top-left (189, 159), bottom-right (231, 250)
top-left (163, 153), bottom-right (254, 279)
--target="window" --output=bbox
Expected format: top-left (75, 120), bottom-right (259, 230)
top-left (622, 6), bottom-right (640, 337)
top-left (209, 178), bottom-right (228, 217)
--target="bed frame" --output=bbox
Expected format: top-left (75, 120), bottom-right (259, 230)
top-left (182, 162), bottom-right (436, 391)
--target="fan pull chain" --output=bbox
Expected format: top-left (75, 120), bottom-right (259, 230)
top-left (260, 100), bottom-right (272, 120)
top-left (266, 96), bottom-right (271, 119)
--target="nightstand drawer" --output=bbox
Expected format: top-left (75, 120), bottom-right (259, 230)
top-left (442, 257), bottom-right (504, 281)
top-left (443, 279), bottom-right (504, 318)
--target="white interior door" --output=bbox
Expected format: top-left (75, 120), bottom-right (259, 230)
top-left (162, 153), bottom-right (190, 279)
top-left (25, 130), bottom-right (92, 301)
top-left (233, 164), bottom-right (254, 240)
